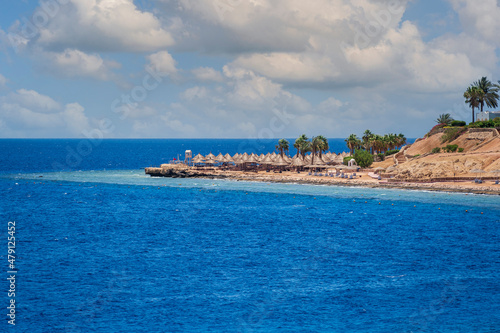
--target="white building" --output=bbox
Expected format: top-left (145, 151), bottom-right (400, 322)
top-left (476, 111), bottom-right (500, 121)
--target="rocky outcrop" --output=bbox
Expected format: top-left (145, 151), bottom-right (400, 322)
top-left (145, 167), bottom-right (227, 179)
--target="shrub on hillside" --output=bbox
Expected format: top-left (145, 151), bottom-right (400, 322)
top-left (377, 153), bottom-right (385, 161)
top-left (431, 147), bottom-right (441, 154)
top-left (354, 150), bottom-right (374, 168)
top-left (425, 124), bottom-right (446, 137)
top-left (451, 120), bottom-right (466, 127)
top-left (458, 148), bottom-right (464, 153)
top-left (469, 119), bottom-right (500, 128)
top-left (443, 144), bottom-right (458, 152)
top-left (441, 127), bottom-right (467, 143)
top-left (385, 149), bottom-right (400, 156)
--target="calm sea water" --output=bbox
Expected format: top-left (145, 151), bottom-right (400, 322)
top-left (0, 139), bottom-right (499, 332)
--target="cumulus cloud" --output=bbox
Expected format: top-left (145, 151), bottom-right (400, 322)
top-left (191, 67), bottom-right (223, 82)
top-left (449, 0), bottom-right (500, 47)
top-left (0, 89), bottom-right (90, 137)
top-left (146, 50), bottom-right (177, 75)
top-left (15, 0), bottom-right (174, 52)
top-left (7, 89), bottom-right (61, 112)
top-left (43, 48), bottom-right (120, 80)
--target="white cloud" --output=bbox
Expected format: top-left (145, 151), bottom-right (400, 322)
top-left (146, 51), bottom-right (177, 75)
top-left (191, 67), bottom-right (223, 82)
top-left (24, 0), bottom-right (174, 52)
top-left (44, 49), bottom-right (120, 80)
top-left (8, 89), bottom-right (61, 112)
top-left (0, 89), bottom-right (90, 137)
top-left (449, 0), bottom-right (500, 47)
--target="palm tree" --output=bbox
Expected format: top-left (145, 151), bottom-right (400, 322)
top-left (362, 130), bottom-right (374, 153)
top-left (310, 136), bottom-right (323, 164)
top-left (474, 77), bottom-right (499, 112)
top-left (436, 113), bottom-right (453, 125)
top-left (293, 134), bottom-right (308, 157)
top-left (275, 139), bottom-right (289, 157)
top-left (464, 86), bottom-right (483, 123)
top-left (299, 140), bottom-right (311, 158)
top-left (397, 133), bottom-right (407, 147)
top-left (316, 135), bottom-right (329, 158)
top-left (345, 134), bottom-right (360, 155)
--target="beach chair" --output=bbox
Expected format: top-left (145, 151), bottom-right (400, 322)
top-left (377, 176), bottom-right (382, 180)
top-left (495, 180), bottom-right (499, 185)
top-left (308, 172), bottom-right (312, 176)
top-left (349, 175), bottom-right (353, 179)
top-left (353, 173), bottom-right (356, 177)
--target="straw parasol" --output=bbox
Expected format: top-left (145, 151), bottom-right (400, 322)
top-left (489, 169), bottom-right (500, 177)
top-left (206, 152), bottom-right (216, 160)
top-left (260, 155), bottom-right (274, 165)
top-left (223, 153), bottom-right (233, 163)
top-left (373, 167), bottom-right (386, 174)
top-left (245, 153), bottom-right (259, 164)
top-left (215, 153), bottom-right (224, 162)
top-left (192, 153), bottom-right (205, 164)
top-left (273, 155), bottom-right (289, 166)
top-left (291, 156), bottom-right (306, 167)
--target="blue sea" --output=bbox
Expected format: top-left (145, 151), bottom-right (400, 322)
top-left (0, 139), bottom-right (499, 333)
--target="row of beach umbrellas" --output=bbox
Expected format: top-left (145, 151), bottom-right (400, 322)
top-left (190, 151), bottom-right (352, 168)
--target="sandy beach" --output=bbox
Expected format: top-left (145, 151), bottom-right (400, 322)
top-left (146, 165), bottom-right (500, 195)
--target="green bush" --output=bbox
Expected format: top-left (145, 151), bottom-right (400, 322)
top-left (458, 148), bottom-right (464, 152)
top-left (444, 144), bottom-right (458, 152)
top-left (451, 120), bottom-right (466, 127)
top-left (377, 153), bottom-right (385, 161)
top-left (353, 150), bottom-right (374, 168)
top-left (385, 149), bottom-right (400, 156)
top-left (469, 120), bottom-right (498, 128)
top-left (431, 147), bottom-right (441, 154)
top-left (441, 127), bottom-right (467, 143)
top-left (343, 156), bottom-right (353, 165)
top-left (413, 154), bottom-right (420, 158)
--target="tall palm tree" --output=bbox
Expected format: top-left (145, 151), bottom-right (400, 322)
top-left (436, 113), bottom-right (453, 125)
top-left (299, 140), bottom-right (311, 158)
top-left (310, 136), bottom-right (323, 164)
top-left (464, 86), bottom-right (483, 123)
top-left (397, 133), bottom-right (407, 147)
top-left (362, 130), bottom-right (374, 153)
top-left (275, 139), bottom-right (289, 157)
top-left (345, 134), bottom-right (360, 155)
top-left (316, 135), bottom-right (329, 158)
top-left (293, 134), bottom-right (308, 157)
top-left (474, 77), bottom-right (499, 112)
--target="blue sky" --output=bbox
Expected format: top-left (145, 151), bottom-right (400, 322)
top-left (0, 0), bottom-right (499, 138)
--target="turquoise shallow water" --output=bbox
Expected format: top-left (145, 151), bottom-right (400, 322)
top-left (0, 139), bottom-right (499, 332)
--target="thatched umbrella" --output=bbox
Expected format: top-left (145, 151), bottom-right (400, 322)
top-left (273, 155), bottom-right (289, 167)
top-left (374, 167), bottom-right (386, 174)
top-left (332, 155), bottom-right (344, 165)
top-left (471, 169), bottom-right (486, 180)
top-left (246, 153), bottom-right (259, 164)
top-left (215, 153), bottom-right (224, 162)
top-left (223, 153), bottom-right (234, 163)
top-left (291, 156), bottom-right (306, 168)
top-left (192, 153), bottom-right (205, 164)
top-left (260, 155), bottom-right (274, 165)
top-left (490, 170), bottom-right (500, 182)
top-left (206, 152), bottom-right (216, 160)
top-left (241, 152), bottom-right (249, 162)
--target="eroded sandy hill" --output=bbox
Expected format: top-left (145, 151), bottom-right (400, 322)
top-left (392, 128), bottom-right (500, 179)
